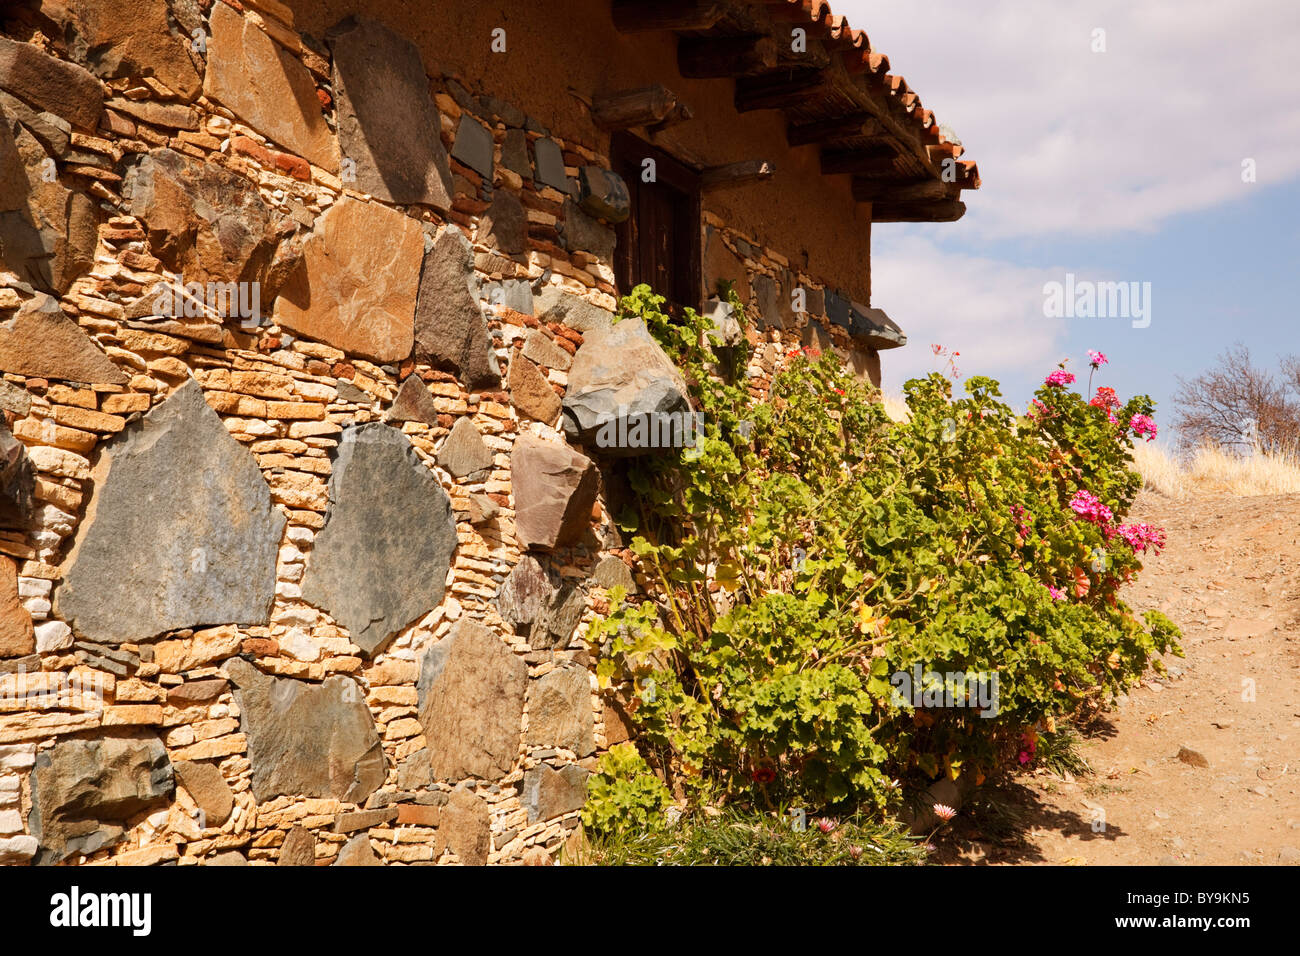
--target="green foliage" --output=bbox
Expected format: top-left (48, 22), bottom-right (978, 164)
top-left (576, 807), bottom-right (926, 866)
top-left (579, 743), bottom-right (672, 839)
top-left (585, 284), bottom-right (1181, 826)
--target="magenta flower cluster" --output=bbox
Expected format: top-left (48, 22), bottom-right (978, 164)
top-left (1129, 413), bottom-right (1158, 442)
top-left (1068, 490), bottom-right (1114, 526)
top-left (1116, 523), bottom-right (1166, 554)
top-left (1044, 369), bottom-right (1076, 388)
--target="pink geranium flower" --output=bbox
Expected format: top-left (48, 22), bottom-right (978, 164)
top-left (1130, 414), bottom-right (1158, 442)
top-left (1069, 490), bottom-right (1113, 526)
top-left (1117, 523), bottom-right (1166, 554)
top-left (1045, 369), bottom-right (1076, 388)
top-left (1087, 350), bottom-right (1108, 368)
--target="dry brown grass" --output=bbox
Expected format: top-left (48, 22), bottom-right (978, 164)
top-left (1130, 441), bottom-right (1300, 498)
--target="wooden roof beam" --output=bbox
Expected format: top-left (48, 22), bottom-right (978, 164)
top-left (611, 0), bottom-right (726, 33)
top-left (678, 34), bottom-right (779, 78)
top-left (786, 111), bottom-right (881, 147)
top-left (820, 145), bottom-right (900, 176)
top-left (734, 69), bottom-right (832, 112)
top-left (701, 159), bottom-right (775, 191)
top-left (851, 178), bottom-right (959, 203)
top-left (592, 85), bottom-right (680, 129)
top-left (869, 199), bottom-right (966, 222)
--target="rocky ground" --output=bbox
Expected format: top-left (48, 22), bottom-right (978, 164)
top-left (945, 490), bottom-right (1300, 865)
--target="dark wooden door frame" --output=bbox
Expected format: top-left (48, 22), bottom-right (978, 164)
top-left (610, 132), bottom-right (702, 313)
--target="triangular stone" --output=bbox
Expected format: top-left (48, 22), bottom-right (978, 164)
top-left (385, 375), bottom-right (439, 426)
top-left (437, 416), bottom-right (493, 479)
top-left (413, 227), bottom-right (500, 390)
top-left (0, 293), bottom-right (127, 384)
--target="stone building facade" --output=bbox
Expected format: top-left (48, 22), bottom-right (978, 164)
top-left (0, 0), bottom-right (977, 865)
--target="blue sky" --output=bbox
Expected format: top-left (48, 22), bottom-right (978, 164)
top-left (839, 0), bottom-right (1300, 443)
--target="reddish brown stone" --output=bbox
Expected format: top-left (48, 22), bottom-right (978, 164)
top-left (273, 197), bottom-right (423, 363)
top-left (510, 435), bottom-right (598, 551)
top-left (396, 804), bottom-right (441, 827)
top-left (0, 555), bottom-right (34, 658)
top-left (241, 638), bottom-right (280, 657)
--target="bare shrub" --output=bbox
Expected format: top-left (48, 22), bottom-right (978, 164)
top-left (1172, 345), bottom-right (1300, 454)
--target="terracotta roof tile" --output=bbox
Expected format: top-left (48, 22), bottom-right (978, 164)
top-left (773, 0), bottom-right (979, 189)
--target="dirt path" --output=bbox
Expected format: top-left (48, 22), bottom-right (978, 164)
top-left (951, 491), bottom-right (1300, 865)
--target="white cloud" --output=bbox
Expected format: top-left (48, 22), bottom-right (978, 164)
top-left (870, 235), bottom-right (1065, 394)
top-left (834, 0), bottom-right (1300, 238)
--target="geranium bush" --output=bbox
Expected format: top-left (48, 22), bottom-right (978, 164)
top-left (583, 285), bottom-right (1180, 830)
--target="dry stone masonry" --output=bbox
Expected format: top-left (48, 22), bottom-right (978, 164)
top-left (0, 0), bottom-right (894, 867)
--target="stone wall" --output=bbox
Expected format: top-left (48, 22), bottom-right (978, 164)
top-left (0, 0), bottom-right (884, 866)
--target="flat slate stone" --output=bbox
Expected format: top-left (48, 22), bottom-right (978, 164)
top-left (560, 199), bottom-right (615, 261)
top-left (451, 115), bottom-right (493, 179)
top-left (328, 17), bottom-right (452, 209)
top-left (530, 581), bottom-right (587, 649)
top-left (173, 759), bottom-right (234, 828)
top-left (496, 554), bottom-right (554, 634)
top-left (418, 620), bottom-right (526, 783)
top-left (273, 196), bottom-right (424, 363)
top-left (1, 118), bottom-right (99, 294)
top-left (0, 89), bottom-right (71, 159)
top-left (123, 147), bottom-right (293, 288)
top-left (436, 787), bottom-right (491, 865)
top-left (534, 286), bottom-right (612, 333)
top-left (204, 2), bottom-right (338, 171)
top-left (510, 435), bottom-right (598, 551)
top-left (28, 735), bottom-right (173, 866)
top-left (753, 274), bottom-right (782, 331)
top-left (385, 375), bottom-right (440, 426)
top-left (0, 293), bottom-right (126, 384)
top-left (591, 554), bottom-right (636, 594)
top-left (436, 416), bottom-right (492, 478)
top-left (333, 833), bottom-right (384, 866)
top-left (525, 666), bottom-right (595, 755)
top-left (486, 277), bottom-right (534, 315)
top-left (560, 318), bottom-right (692, 456)
top-left (0, 36), bottom-right (104, 129)
top-left (56, 378), bottom-right (284, 644)
top-left (278, 826), bottom-right (316, 866)
top-left (577, 166), bottom-right (630, 223)
top-left (0, 418), bottom-right (35, 534)
top-left (480, 190), bottom-right (526, 255)
top-left (226, 656), bottom-right (385, 804)
top-left (0, 554), bottom-right (34, 657)
top-left (43, 0), bottom-right (202, 103)
top-left (301, 423), bottom-right (457, 658)
top-left (521, 330), bottom-right (572, 371)
top-left (521, 764), bottom-right (589, 823)
top-left (825, 289), bottom-right (851, 329)
top-left (0, 378), bottom-right (31, 417)
top-left (533, 137), bottom-right (568, 192)
top-left (508, 354), bottom-right (561, 425)
top-left (413, 227), bottom-right (500, 389)
top-left (501, 128), bottom-right (531, 179)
